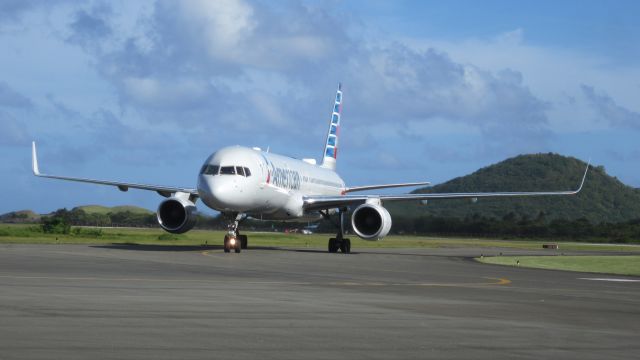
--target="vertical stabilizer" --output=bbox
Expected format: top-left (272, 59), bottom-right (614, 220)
top-left (321, 83), bottom-right (343, 170)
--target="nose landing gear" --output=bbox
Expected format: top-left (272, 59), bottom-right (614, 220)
top-left (224, 234), bottom-right (241, 253)
top-left (222, 213), bottom-right (247, 253)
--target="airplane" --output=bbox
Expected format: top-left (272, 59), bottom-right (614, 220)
top-left (31, 84), bottom-right (590, 253)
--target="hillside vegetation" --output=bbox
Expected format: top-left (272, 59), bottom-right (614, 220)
top-left (0, 210), bottom-right (41, 223)
top-left (75, 205), bottom-right (153, 215)
top-left (388, 153), bottom-right (640, 223)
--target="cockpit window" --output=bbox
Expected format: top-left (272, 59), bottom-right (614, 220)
top-left (235, 166), bottom-right (245, 176)
top-left (220, 166), bottom-right (235, 175)
top-left (201, 165), bottom-right (219, 175)
top-left (244, 167), bottom-right (251, 177)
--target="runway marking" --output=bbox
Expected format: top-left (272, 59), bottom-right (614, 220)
top-left (579, 278), bottom-right (640, 283)
top-left (0, 274), bottom-right (511, 287)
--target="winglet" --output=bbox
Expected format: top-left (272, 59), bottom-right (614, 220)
top-left (32, 141), bottom-right (40, 176)
top-left (575, 159), bottom-right (590, 193)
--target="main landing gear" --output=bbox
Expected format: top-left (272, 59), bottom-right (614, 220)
top-left (322, 208), bottom-right (351, 254)
top-left (222, 213), bottom-right (248, 253)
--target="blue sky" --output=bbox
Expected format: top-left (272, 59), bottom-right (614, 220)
top-left (1, 0), bottom-right (640, 214)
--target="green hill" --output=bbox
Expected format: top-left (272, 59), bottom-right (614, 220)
top-left (0, 210), bottom-right (41, 223)
top-left (387, 153), bottom-right (640, 223)
top-left (74, 205), bottom-right (154, 215)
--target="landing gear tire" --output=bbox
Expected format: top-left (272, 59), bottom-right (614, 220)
top-left (223, 235), bottom-right (231, 253)
top-left (328, 238), bottom-right (339, 253)
top-left (340, 238), bottom-right (351, 254)
top-left (239, 235), bottom-right (248, 249)
top-left (224, 235), bottom-right (241, 253)
top-left (322, 208), bottom-right (352, 254)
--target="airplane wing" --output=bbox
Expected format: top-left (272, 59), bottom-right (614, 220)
top-left (344, 182), bottom-right (431, 193)
top-left (31, 142), bottom-right (198, 198)
top-left (303, 162), bottom-right (590, 212)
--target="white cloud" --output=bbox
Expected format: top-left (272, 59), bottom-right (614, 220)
top-left (173, 0), bottom-right (256, 63)
top-left (582, 85), bottom-right (640, 129)
top-left (400, 29), bottom-right (640, 133)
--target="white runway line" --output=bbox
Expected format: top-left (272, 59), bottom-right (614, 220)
top-left (579, 278), bottom-right (640, 283)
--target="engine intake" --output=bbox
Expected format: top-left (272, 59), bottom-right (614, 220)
top-left (351, 203), bottom-right (392, 240)
top-left (157, 197), bottom-right (198, 234)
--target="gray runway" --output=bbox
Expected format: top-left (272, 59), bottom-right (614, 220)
top-left (0, 243), bottom-right (639, 359)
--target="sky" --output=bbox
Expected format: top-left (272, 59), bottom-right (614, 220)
top-left (1, 0), bottom-right (640, 214)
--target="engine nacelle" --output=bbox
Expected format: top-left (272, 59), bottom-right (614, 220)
top-left (351, 203), bottom-right (392, 240)
top-left (157, 197), bottom-right (198, 234)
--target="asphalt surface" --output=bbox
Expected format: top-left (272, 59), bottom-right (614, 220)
top-left (0, 243), bottom-right (639, 359)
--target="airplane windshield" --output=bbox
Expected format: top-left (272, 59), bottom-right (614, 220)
top-left (220, 166), bottom-right (235, 175)
top-left (205, 165), bottom-right (251, 177)
top-left (201, 165), bottom-right (219, 175)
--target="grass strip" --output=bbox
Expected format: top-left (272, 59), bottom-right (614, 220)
top-left (1, 224), bottom-right (640, 252)
top-left (477, 255), bottom-right (640, 276)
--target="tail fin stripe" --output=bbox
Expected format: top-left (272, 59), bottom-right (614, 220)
top-left (321, 83), bottom-right (343, 169)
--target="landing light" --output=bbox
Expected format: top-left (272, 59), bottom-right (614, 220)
top-left (229, 238), bottom-right (236, 246)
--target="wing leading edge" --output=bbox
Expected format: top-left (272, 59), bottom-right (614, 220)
top-left (344, 181), bottom-right (431, 193)
top-left (32, 142), bottom-right (198, 197)
top-left (304, 161), bottom-right (590, 212)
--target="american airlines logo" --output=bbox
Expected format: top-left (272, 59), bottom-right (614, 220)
top-left (269, 164), bottom-right (302, 190)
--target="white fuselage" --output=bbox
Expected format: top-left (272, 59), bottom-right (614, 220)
top-left (197, 146), bottom-right (345, 220)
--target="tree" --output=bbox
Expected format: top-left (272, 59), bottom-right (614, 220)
top-left (41, 216), bottom-right (70, 234)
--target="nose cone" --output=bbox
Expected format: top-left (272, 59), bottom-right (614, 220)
top-left (198, 175), bottom-right (237, 211)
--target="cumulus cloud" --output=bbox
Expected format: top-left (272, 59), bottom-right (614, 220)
top-left (344, 44), bottom-right (551, 155)
top-left (581, 85), bottom-right (640, 129)
top-left (52, 0), bottom-right (555, 160)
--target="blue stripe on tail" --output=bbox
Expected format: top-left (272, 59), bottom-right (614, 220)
top-left (321, 83), bottom-right (342, 170)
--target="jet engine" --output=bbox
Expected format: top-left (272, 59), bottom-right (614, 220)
top-left (157, 197), bottom-right (198, 234)
top-left (351, 203), bottom-right (392, 240)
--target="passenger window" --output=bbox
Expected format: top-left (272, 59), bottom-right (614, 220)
top-left (333, 104), bottom-right (339, 113)
top-left (327, 135), bottom-right (336, 146)
top-left (336, 93), bottom-right (341, 103)
top-left (329, 125), bottom-right (337, 135)
top-left (244, 167), bottom-right (251, 177)
top-left (332, 114), bottom-right (339, 124)
top-left (236, 166), bottom-right (245, 176)
top-left (220, 166), bottom-right (235, 175)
